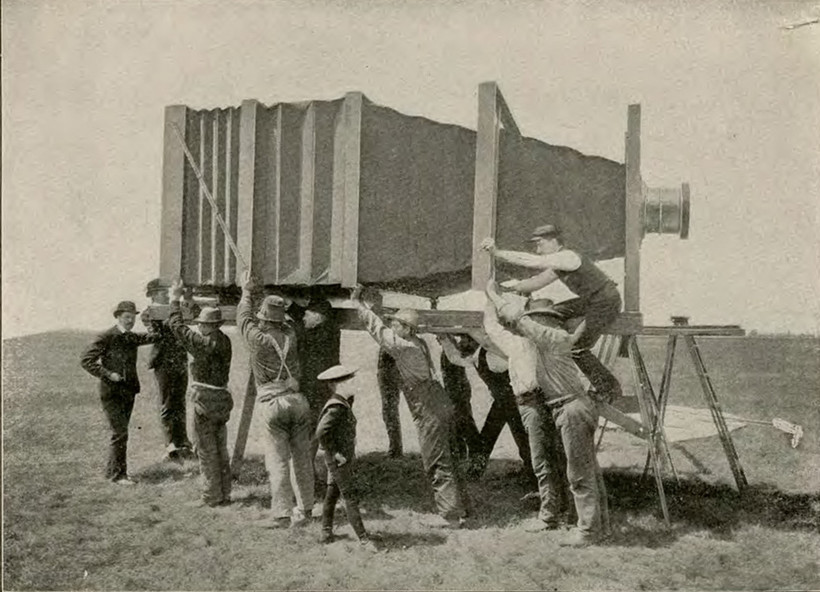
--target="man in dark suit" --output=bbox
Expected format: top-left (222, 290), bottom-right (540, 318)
top-left (81, 301), bottom-right (156, 484)
top-left (143, 279), bottom-right (192, 460)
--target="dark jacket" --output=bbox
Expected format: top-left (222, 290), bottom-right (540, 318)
top-left (146, 322), bottom-right (189, 374)
top-left (291, 304), bottom-right (341, 408)
top-left (315, 394), bottom-right (357, 460)
top-left (167, 301), bottom-right (232, 388)
top-left (81, 327), bottom-right (156, 395)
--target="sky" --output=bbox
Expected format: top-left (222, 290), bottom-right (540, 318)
top-left (2, 0), bottom-right (819, 338)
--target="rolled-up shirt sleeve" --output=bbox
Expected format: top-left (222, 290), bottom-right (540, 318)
top-left (516, 317), bottom-right (573, 356)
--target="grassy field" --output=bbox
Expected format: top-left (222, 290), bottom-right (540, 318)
top-left (3, 329), bottom-right (819, 591)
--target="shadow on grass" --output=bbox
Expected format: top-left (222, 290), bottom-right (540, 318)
top-left (228, 451), bottom-right (819, 543)
top-left (605, 469), bottom-right (820, 536)
top-left (372, 531), bottom-right (448, 549)
top-left (135, 458), bottom-right (199, 484)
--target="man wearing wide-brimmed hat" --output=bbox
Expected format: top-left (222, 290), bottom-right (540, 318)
top-left (482, 225), bottom-right (623, 406)
top-left (81, 300), bottom-right (157, 484)
top-left (351, 285), bottom-right (469, 528)
top-left (166, 281), bottom-right (234, 507)
top-left (142, 278), bottom-right (193, 461)
top-left (489, 280), bottom-right (610, 547)
top-left (237, 273), bottom-right (314, 528)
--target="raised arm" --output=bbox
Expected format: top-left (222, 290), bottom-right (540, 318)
top-left (515, 316), bottom-right (574, 356)
top-left (350, 285), bottom-right (411, 353)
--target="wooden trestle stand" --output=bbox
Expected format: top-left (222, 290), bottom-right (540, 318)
top-left (595, 316), bottom-right (748, 525)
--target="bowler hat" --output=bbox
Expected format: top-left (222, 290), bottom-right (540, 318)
top-left (385, 308), bottom-right (420, 330)
top-left (317, 364), bottom-right (358, 382)
top-left (194, 307), bottom-right (223, 324)
top-left (528, 224), bottom-right (561, 241)
top-left (113, 301), bottom-right (139, 317)
top-left (257, 295), bottom-right (287, 322)
top-left (145, 278), bottom-right (169, 296)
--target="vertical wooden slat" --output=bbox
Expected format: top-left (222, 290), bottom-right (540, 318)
top-left (277, 104), bottom-right (305, 283)
top-left (212, 110), bottom-right (227, 285)
top-left (270, 105), bottom-right (283, 283)
top-left (471, 82), bottom-right (501, 290)
top-left (237, 99), bottom-right (262, 281)
top-left (340, 92), bottom-right (363, 288)
top-left (225, 108), bottom-right (240, 282)
top-left (297, 102), bottom-right (316, 284)
top-left (198, 113), bottom-right (213, 284)
top-left (624, 104), bottom-right (642, 314)
top-left (160, 105), bottom-right (187, 280)
top-left (329, 102), bottom-right (348, 284)
top-left (181, 111), bottom-right (201, 285)
top-left (311, 102), bottom-right (338, 283)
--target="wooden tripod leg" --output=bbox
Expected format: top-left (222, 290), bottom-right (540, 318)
top-left (231, 369), bottom-right (257, 478)
top-left (683, 335), bottom-right (748, 492)
top-left (643, 335), bottom-right (680, 483)
top-left (628, 336), bottom-right (671, 524)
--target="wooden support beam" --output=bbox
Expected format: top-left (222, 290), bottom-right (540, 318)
top-left (224, 108), bottom-right (240, 282)
top-left (624, 104), bottom-right (642, 314)
top-left (198, 113), bottom-right (214, 284)
top-left (277, 105), bottom-right (306, 283)
top-left (160, 105), bottom-right (188, 280)
top-left (295, 102), bottom-right (317, 284)
top-left (181, 111), bottom-right (201, 286)
top-left (472, 82), bottom-right (501, 290)
top-left (341, 92), bottom-right (363, 288)
top-left (212, 110), bottom-right (227, 285)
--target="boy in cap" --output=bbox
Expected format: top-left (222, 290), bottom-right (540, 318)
top-left (315, 365), bottom-right (376, 549)
top-left (167, 280), bottom-right (234, 507)
top-left (482, 225), bottom-right (622, 406)
top-left (238, 272), bottom-right (314, 527)
top-left (81, 300), bottom-right (157, 484)
top-left (142, 278), bottom-right (193, 460)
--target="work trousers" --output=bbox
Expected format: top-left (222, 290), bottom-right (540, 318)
top-left (100, 389), bottom-right (137, 481)
top-left (322, 453), bottom-right (367, 540)
top-left (377, 351), bottom-right (404, 457)
top-left (190, 385), bottom-right (233, 505)
top-left (194, 414), bottom-right (231, 505)
top-left (440, 353), bottom-right (484, 470)
top-left (259, 392), bottom-right (315, 519)
top-left (552, 394), bottom-right (609, 536)
top-left (552, 286), bottom-right (623, 403)
top-left (155, 367), bottom-right (189, 449)
top-left (405, 380), bottom-right (468, 520)
top-left (475, 364), bottom-right (532, 468)
top-left (516, 390), bottom-right (570, 525)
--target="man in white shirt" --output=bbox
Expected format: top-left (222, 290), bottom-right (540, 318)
top-left (483, 283), bottom-right (571, 532)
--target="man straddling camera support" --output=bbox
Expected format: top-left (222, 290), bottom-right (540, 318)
top-left (143, 278), bottom-right (193, 461)
top-left (81, 301), bottom-right (157, 484)
top-left (351, 285), bottom-right (470, 528)
top-left (315, 365), bottom-right (378, 550)
top-left (166, 280), bottom-right (234, 507)
top-left (489, 280), bottom-right (610, 547)
top-left (238, 272), bottom-right (314, 528)
top-left (482, 224), bottom-right (622, 405)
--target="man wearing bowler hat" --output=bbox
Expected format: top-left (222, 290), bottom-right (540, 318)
top-left (142, 278), bottom-right (193, 460)
top-left (81, 300), bottom-right (157, 484)
top-left (166, 280), bottom-right (234, 507)
top-left (351, 285), bottom-right (469, 528)
top-left (238, 272), bottom-right (314, 528)
top-left (482, 224), bottom-right (623, 406)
